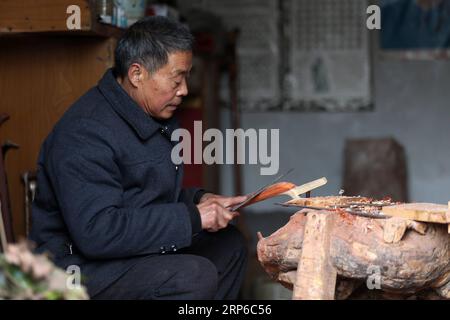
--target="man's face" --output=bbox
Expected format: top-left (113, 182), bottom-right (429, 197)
top-left (134, 51), bottom-right (193, 120)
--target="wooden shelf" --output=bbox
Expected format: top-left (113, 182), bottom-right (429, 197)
top-left (0, 0), bottom-right (125, 38)
top-left (0, 0), bottom-right (122, 238)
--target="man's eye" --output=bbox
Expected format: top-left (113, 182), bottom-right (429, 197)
top-left (173, 81), bottom-right (180, 88)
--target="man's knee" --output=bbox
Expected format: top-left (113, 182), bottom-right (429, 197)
top-left (220, 225), bottom-right (248, 257)
top-left (155, 255), bottom-right (218, 299)
top-left (183, 256), bottom-right (219, 298)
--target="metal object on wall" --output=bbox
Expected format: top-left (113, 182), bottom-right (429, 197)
top-left (22, 171), bottom-right (37, 238)
top-left (0, 200), bottom-right (7, 252)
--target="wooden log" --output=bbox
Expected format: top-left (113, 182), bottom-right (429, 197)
top-left (293, 211), bottom-right (337, 300)
top-left (257, 209), bottom-right (450, 299)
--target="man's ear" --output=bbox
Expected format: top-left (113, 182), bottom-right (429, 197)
top-left (127, 63), bottom-right (145, 88)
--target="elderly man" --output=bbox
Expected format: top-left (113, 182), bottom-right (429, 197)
top-left (30, 16), bottom-right (248, 300)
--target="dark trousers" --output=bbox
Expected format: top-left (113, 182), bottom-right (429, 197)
top-left (91, 225), bottom-right (248, 300)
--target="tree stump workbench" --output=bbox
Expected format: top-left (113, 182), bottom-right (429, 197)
top-left (257, 200), bottom-right (450, 300)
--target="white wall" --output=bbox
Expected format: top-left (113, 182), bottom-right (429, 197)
top-left (220, 56), bottom-right (450, 211)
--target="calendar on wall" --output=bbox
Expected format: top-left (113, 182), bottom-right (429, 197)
top-left (205, 0), bottom-right (281, 111)
top-left (285, 0), bottom-right (372, 111)
top-left (178, 0), bottom-right (373, 112)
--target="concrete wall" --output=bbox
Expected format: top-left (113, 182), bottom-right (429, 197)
top-left (220, 56), bottom-right (450, 212)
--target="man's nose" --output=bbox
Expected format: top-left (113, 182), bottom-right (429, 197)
top-left (176, 78), bottom-right (188, 97)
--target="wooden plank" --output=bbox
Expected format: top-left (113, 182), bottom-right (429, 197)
top-left (0, 36), bottom-right (116, 237)
top-left (382, 203), bottom-right (449, 224)
top-left (293, 211), bottom-right (337, 300)
top-left (0, 0), bottom-right (91, 33)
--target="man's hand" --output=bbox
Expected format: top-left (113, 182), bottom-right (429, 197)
top-left (199, 193), bottom-right (247, 206)
top-left (196, 194), bottom-right (247, 232)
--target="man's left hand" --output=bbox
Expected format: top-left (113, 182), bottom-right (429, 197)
top-left (199, 193), bottom-right (248, 210)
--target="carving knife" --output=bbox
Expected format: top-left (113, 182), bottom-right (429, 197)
top-left (229, 169), bottom-right (294, 212)
top-left (229, 174), bottom-right (328, 212)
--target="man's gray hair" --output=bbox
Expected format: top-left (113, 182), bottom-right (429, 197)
top-left (114, 16), bottom-right (194, 78)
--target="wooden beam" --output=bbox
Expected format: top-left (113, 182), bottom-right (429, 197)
top-left (447, 201), bottom-right (450, 234)
top-left (293, 211), bottom-right (337, 300)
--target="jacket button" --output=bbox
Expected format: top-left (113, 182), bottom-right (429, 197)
top-left (175, 166), bottom-right (179, 171)
top-left (66, 243), bottom-right (73, 255)
top-left (171, 245), bottom-right (177, 252)
top-left (159, 246), bottom-right (166, 254)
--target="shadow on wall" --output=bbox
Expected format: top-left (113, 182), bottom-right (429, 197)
top-left (343, 137), bottom-right (409, 202)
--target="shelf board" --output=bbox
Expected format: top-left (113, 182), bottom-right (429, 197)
top-left (0, 0), bottom-right (125, 38)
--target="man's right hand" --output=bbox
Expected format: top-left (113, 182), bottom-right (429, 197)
top-left (196, 195), bottom-right (247, 232)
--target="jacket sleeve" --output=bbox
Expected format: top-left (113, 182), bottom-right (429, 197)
top-left (45, 118), bottom-right (194, 259)
top-left (178, 188), bottom-right (208, 234)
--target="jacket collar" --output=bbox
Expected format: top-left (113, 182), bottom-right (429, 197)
top-left (97, 69), bottom-right (178, 140)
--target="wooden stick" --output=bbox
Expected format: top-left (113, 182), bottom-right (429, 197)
top-left (293, 211), bottom-right (337, 300)
top-left (283, 177), bottom-right (328, 199)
